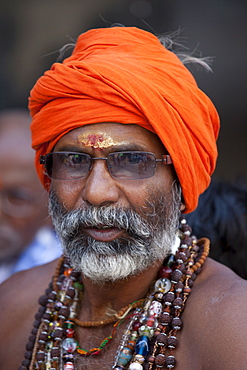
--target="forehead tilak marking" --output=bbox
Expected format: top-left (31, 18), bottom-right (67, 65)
top-left (77, 133), bottom-right (127, 149)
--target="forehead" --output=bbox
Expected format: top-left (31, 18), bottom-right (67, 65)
top-left (54, 123), bottom-right (166, 154)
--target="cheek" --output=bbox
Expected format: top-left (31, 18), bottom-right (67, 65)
top-left (50, 180), bottom-right (84, 210)
top-left (124, 174), bottom-right (175, 211)
top-left (122, 182), bottom-right (153, 210)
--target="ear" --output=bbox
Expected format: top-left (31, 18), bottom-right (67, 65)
top-left (180, 202), bottom-right (185, 212)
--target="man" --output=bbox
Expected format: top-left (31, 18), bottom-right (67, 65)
top-left (0, 109), bottom-right (61, 283)
top-left (0, 26), bottom-right (247, 370)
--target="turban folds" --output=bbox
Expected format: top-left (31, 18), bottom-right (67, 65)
top-left (29, 26), bottom-right (220, 213)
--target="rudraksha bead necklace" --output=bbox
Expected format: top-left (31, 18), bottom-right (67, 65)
top-left (19, 217), bottom-right (209, 370)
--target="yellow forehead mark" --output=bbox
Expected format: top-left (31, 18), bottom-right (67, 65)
top-left (77, 133), bottom-right (126, 149)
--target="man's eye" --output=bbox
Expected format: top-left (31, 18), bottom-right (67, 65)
top-left (63, 154), bottom-right (83, 165)
top-left (69, 154), bottom-right (82, 163)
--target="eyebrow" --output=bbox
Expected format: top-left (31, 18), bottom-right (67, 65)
top-left (54, 145), bottom-right (86, 153)
top-left (54, 143), bottom-right (150, 153)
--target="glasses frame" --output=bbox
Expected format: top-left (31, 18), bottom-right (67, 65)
top-left (40, 151), bottom-right (173, 181)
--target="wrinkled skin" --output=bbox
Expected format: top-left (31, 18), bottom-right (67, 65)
top-left (0, 123), bottom-right (247, 370)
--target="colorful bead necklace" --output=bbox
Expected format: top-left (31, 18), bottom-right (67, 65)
top-left (19, 217), bottom-right (209, 370)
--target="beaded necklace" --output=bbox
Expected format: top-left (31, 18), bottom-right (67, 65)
top-left (19, 217), bottom-right (209, 370)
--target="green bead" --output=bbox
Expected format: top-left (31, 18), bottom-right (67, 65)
top-left (64, 321), bottom-right (75, 329)
top-left (73, 282), bottom-right (83, 290)
top-left (138, 325), bottom-right (154, 338)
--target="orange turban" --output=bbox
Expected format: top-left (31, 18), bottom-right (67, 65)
top-left (29, 26), bottom-right (220, 213)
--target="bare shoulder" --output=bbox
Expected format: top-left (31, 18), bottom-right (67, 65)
top-left (0, 258), bottom-right (58, 313)
top-left (0, 259), bottom-right (58, 369)
top-left (194, 257), bottom-right (247, 307)
top-left (182, 258), bottom-right (247, 369)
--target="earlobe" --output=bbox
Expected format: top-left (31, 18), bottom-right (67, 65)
top-left (180, 203), bottom-right (185, 211)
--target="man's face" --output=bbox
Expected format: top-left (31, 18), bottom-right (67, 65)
top-left (0, 120), bottom-right (49, 261)
top-left (49, 123), bottom-right (182, 282)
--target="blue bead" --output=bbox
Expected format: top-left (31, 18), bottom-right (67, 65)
top-left (117, 347), bottom-right (132, 366)
top-left (135, 335), bottom-right (150, 356)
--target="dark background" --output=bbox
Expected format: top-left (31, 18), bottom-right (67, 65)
top-left (0, 0), bottom-right (246, 181)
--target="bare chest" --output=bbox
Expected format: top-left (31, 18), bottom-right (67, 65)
top-left (73, 326), bottom-right (125, 370)
top-left (72, 324), bottom-right (200, 370)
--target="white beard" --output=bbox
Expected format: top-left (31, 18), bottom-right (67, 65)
top-left (49, 185), bottom-right (181, 284)
top-left (68, 230), bottom-right (177, 284)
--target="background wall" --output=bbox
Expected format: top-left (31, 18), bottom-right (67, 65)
top-left (0, 0), bottom-right (246, 181)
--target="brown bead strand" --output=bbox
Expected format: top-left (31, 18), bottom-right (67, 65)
top-left (147, 217), bottom-right (209, 370)
top-left (73, 299), bottom-right (145, 328)
top-left (29, 321), bottom-right (47, 370)
top-left (52, 255), bottom-right (65, 291)
top-left (191, 238), bottom-right (210, 273)
top-left (53, 256), bottom-right (145, 328)
top-left (19, 217), bottom-right (210, 370)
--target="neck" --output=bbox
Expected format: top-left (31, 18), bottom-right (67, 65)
top-left (78, 260), bottom-right (163, 321)
top-left (22, 217), bottom-right (210, 370)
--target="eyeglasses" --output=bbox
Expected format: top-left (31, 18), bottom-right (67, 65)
top-left (40, 151), bottom-right (172, 181)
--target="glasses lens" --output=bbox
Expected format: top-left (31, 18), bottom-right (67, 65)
top-left (45, 152), bottom-right (91, 180)
top-left (107, 152), bottom-right (156, 179)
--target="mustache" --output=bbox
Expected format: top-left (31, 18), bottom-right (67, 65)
top-left (49, 194), bottom-right (154, 240)
top-left (48, 186), bottom-right (182, 282)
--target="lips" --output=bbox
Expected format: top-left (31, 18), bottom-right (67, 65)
top-left (83, 227), bottom-right (125, 242)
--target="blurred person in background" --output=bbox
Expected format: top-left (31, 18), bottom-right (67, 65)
top-left (0, 109), bottom-right (61, 283)
top-left (186, 179), bottom-right (247, 279)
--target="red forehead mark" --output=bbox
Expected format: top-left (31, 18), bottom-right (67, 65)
top-left (87, 134), bottom-right (103, 147)
top-left (78, 133), bottom-right (124, 149)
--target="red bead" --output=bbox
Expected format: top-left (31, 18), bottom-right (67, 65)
top-left (146, 317), bottom-right (155, 327)
top-left (66, 328), bottom-right (75, 338)
top-left (158, 266), bottom-right (172, 279)
top-left (92, 350), bottom-right (100, 355)
top-left (64, 268), bottom-right (73, 277)
top-left (132, 322), bottom-right (141, 331)
top-left (64, 362), bottom-right (74, 370)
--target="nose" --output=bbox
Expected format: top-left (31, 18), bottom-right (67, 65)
top-left (81, 160), bottom-right (121, 207)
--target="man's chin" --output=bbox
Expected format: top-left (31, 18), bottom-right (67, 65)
top-left (65, 253), bottom-right (152, 284)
